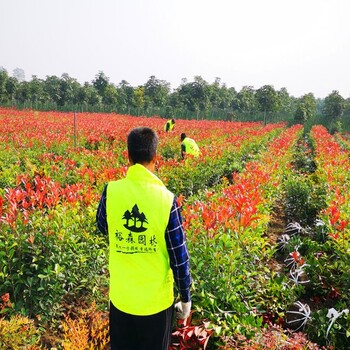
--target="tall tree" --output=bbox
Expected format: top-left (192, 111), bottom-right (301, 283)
top-left (78, 82), bottom-right (102, 106)
top-left (208, 77), bottom-right (222, 109)
top-left (219, 85), bottom-right (236, 110)
top-left (44, 75), bottom-right (62, 105)
top-left (143, 75), bottom-right (170, 109)
top-left (29, 75), bottom-right (46, 104)
top-left (167, 89), bottom-right (182, 112)
top-left (15, 81), bottom-right (31, 103)
top-left (193, 75), bottom-right (211, 113)
top-left (177, 76), bottom-right (211, 116)
top-left (277, 87), bottom-right (292, 114)
top-left (116, 80), bottom-right (134, 112)
top-left (323, 90), bottom-right (345, 120)
top-left (59, 73), bottom-right (80, 106)
top-left (177, 81), bottom-right (198, 112)
top-left (234, 86), bottom-right (257, 113)
top-left (6, 77), bottom-right (19, 103)
top-left (92, 71), bottom-right (110, 96)
top-left (133, 86), bottom-right (145, 112)
top-left (256, 85), bottom-right (281, 120)
top-left (294, 93), bottom-right (316, 123)
top-left (103, 84), bottom-right (118, 106)
top-left (0, 69), bottom-right (9, 103)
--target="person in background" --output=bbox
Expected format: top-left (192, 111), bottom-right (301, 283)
top-left (180, 132), bottom-right (200, 159)
top-left (164, 118), bottom-right (176, 132)
top-left (96, 127), bottom-right (192, 350)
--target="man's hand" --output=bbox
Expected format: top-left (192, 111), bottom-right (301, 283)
top-left (175, 301), bottom-right (191, 320)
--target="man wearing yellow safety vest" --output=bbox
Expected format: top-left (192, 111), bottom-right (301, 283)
top-left (164, 118), bottom-right (175, 132)
top-left (180, 132), bottom-right (200, 159)
top-left (96, 127), bottom-right (192, 350)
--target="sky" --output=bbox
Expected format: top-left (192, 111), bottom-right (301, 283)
top-left (1, 0), bottom-right (350, 99)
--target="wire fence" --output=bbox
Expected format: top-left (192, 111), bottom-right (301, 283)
top-left (1, 101), bottom-right (349, 132)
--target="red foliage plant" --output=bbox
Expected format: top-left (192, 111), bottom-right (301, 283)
top-left (170, 312), bottom-right (213, 350)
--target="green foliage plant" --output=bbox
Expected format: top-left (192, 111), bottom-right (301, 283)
top-left (0, 204), bottom-right (108, 325)
top-left (283, 174), bottom-right (327, 226)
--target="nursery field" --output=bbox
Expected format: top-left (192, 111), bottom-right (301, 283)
top-left (0, 108), bottom-right (349, 349)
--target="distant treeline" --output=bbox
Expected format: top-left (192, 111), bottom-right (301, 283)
top-left (1, 68), bottom-right (349, 131)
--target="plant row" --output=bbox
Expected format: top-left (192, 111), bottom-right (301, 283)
top-left (273, 126), bottom-right (350, 349)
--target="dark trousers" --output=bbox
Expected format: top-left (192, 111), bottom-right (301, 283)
top-left (109, 301), bottom-right (174, 350)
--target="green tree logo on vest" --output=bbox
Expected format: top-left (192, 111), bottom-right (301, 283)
top-left (122, 204), bottom-right (148, 232)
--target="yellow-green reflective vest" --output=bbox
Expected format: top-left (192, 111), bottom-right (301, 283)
top-left (164, 119), bottom-right (175, 131)
top-left (106, 164), bottom-right (174, 315)
top-left (182, 137), bottom-right (200, 157)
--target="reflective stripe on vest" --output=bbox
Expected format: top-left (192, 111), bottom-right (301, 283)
top-left (182, 137), bottom-right (200, 157)
top-left (106, 164), bottom-right (174, 315)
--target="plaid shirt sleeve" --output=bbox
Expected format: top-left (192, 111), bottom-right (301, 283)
top-left (165, 197), bottom-right (192, 302)
top-left (96, 184), bottom-right (108, 235)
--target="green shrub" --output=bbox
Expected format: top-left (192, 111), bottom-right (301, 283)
top-left (0, 205), bottom-right (108, 324)
top-left (187, 228), bottom-right (297, 342)
top-left (308, 305), bottom-right (350, 349)
top-left (291, 135), bottom-right (316, 173)
top-left (283, 175), bottom-right (327, 226)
